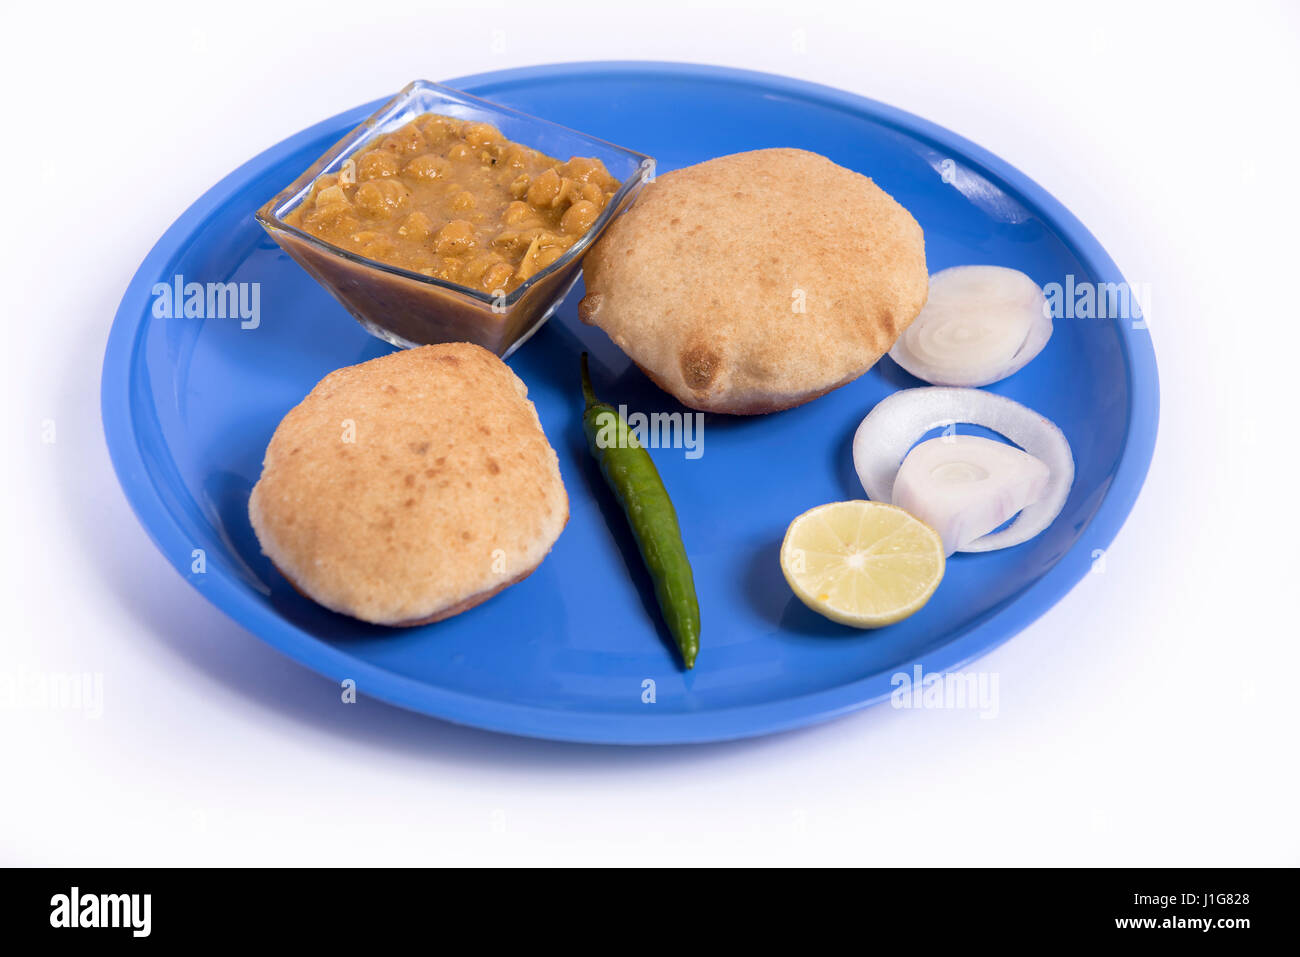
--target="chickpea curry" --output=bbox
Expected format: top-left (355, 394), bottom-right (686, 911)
top-left (286, 113), bottom-right (622, 295)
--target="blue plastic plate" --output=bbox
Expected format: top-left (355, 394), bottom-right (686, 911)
top-left (102, 62), bottom-right (1158, 744)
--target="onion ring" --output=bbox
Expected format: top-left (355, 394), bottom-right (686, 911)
top-left (853, 387), bottom-right (1074, 552)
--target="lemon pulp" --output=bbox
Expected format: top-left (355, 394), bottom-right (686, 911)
top-left (780, 501), bottom-right (945, 628)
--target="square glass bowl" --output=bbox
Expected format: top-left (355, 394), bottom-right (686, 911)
top-left (256, 80), bottom-right (653, 357)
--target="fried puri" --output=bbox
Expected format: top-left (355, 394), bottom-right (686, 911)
top-left (248, 343), bottom-right (568, 625)
top-left (579, 148), bottom-right (928, 414)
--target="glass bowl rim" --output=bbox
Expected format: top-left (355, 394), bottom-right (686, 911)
top-left (254, 78), bottom-right (654, 310)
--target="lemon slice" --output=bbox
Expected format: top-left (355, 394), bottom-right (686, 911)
top-left (780, 501), bottom-right (945, 628)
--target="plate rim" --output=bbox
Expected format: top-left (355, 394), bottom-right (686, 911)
top-left (100, 60), bottom-right (1160, 745)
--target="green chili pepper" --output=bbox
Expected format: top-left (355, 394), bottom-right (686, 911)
top-left (580, 353), bottom-right (700, 669)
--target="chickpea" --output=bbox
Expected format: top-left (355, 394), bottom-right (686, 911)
top-left (490, 228), bottom-right (532, 256)
top-left (359, 235), bottom-right (397, 260)
top-left (435, 220), bottom-right (477, 256)
top-left (561, 199), bottom-right (599, 236)
top-left (357, 149), bottom-right (400, 180)
top-left (398, 211), bottom-right (434, 241)
top-left (503, 201), bottom-right (533, 225)
top-left (447, 142), bottom-right (474, 161)
top-left (419, 115), bottom-right (460, 143)
top-left (462, 253), bottom-right (502, 284)
top-left (497, 144), bottom-right (531, 170)
top-left (379, 124), bottom-right (426, 157)
top-left (526, 167), bottom-right (561, 206)
top-left (579, 181), bottom-right (605, 205)
top-left (451, 190), bottom-right (476, 211)
top-left (509, 174), bottom-right (530, 199)
top-left (404, 153), bottom-right (450, 181)
top-left (552, 176), bottom-right (577, 208)
top-left (534, 245), bottom-right (566, 270)
top-left (483, 261), bottom-right (515, 293)
top-left (354, 179), bottom-right (410, 218)
top-left (432, 257), bottom-right (463, 283)
top-left (382, 181), bottom-right (412, 209)
top-left (353, 183), bottom-right (381, 214)
top-left (556, 157), bottom-right (587, 180)
top-left (558, 157), bottom-right (602, 182)
top-left (303, 205), bottom-right (359, 233)
top-left (464, 122), bottom-right (505, 149)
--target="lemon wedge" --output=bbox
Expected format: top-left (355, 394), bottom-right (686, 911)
top-left (780, 501), bottom-right (945, 628)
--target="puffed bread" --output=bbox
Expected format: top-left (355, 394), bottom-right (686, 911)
top-left (248, 343), bottom-right (567, 625)
top-left (579, 148), bottom-right (928, 414)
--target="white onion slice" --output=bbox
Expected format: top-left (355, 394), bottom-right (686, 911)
top-left (890, 265), bottom-right (1051, 387)
top-left (893, 436), bottom-right (1049, 555)
top-left (853, 388), bottom-right (1074, 553)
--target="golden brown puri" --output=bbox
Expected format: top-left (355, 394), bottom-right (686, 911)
top-left (579, 148), bottom-right (929, 414)
top-left (248, 343), bottom-right (568, 626)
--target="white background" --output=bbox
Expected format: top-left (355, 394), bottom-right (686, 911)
top-left (2, 0), bottom-right (1296, 866)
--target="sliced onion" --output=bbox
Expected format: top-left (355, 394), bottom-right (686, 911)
top-left (852, 387), bottom-right (1074, 553)
top-left (890, 265), bottom-right (1051, 387)
top-left (893, 436), bottom-right (1050, 555)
